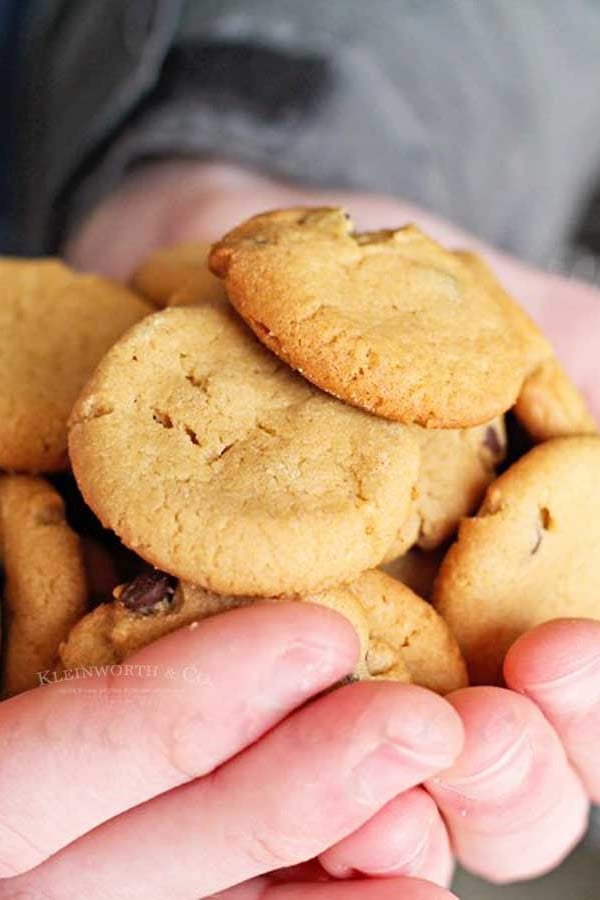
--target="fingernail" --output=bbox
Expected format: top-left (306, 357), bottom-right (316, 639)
top-left (437, 727), bottom-right (534, 803)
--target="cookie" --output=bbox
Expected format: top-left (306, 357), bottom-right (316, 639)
top-left (433, 436), bottom-right (600, 684)
top-left (131, 241), bottom-right (227, 308)
top-left (0, 476), bottom-right (87, 696)
top-left (209, 208), bottom-right (539, 427)
top-left (69, 303), bottom-right (420, 595)
top-left (59, 571), bottom-right (373, 679)
top-left (348, 569), bottom-right (468, 694)
top-left (514, 357), bottom-right (597, 441)
top-left (0, 258), bottom-right (152, 472)
top-left (380, 546), bottom-right (445, 601)
top-left (454, 251), bottom-right (550, 373)
top-left (60, 569), bottom-right (466, 693)
top-left (384, 418), bottom-right (507, 560)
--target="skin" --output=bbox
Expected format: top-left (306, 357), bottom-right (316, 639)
top-left (2, 161), bottom-right (599, 899)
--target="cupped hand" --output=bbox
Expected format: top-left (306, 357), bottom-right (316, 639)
top-left (61, 160), bottom-right (600, 891)
top-left (0, 602), bottom-right (463, 899)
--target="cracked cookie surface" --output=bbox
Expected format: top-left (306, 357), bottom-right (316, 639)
top-left (210, 208), bottom-right (542, 427)
top-left (0, 258), bottom-right (152, 472)
top-left (0, 475), bottom-right (87, 696)
top-left (433, 436), bottom-right (600, 684)
top-left (69, 302), bottom-right (419, 595)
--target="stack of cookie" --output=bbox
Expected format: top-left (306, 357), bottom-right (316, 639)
top-left (1, 209), bottom-right (598, 698)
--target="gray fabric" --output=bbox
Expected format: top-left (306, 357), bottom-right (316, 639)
top-left (16, 0), bottom-right (184, 252)
top-left (17, 0), bottom-right (600, 265)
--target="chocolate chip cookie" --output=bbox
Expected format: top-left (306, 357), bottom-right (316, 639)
top-left (60, 568), bottom-right (466, 693)
top-left (434, 435), bottom-right (600, 684)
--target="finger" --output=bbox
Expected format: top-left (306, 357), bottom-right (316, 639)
top-left (504, 618), bottom-right (600, 801)
top-left (320, 787), bottom-right (453, 887)
top-left (7, 683), bottom-right (463, 899)
top-left (427, 686), bottom-right (589, 883)
top-left (211, 875), bottom-right (458, 899)
top-left (0, 602), bottom-right (358, 877)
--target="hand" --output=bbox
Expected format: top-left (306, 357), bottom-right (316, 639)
top-left (425, 618), bottom-right (599, 883)
top-left (0, 603), bottom-right (463, 899)
top-left (63, 160), bottom-right (600, 890)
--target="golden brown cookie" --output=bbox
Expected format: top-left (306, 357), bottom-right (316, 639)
top-left (384, 418), bottom-right (507, 560)
top-left (514, 357), bottom-right (597, 441)
top-left (0, 476), bottom-right (87, 696)
top-left (0, 258), bottom-right (152, 472)
top-left (60, 569), bottom-right (466, 693)
top-left (434, 436), bottom-right (600, 685)
top-left (59, 571), bottom-right (373, 679)
top-left (348, 569), bottom-right (467, 694)
top-left (454, 251), bottom-right (551, 374)
top-left (69, 303), bottom-right (419, 595)
top-left (209, 208), bottom-right (541, 427)
top-left (131, 241), bottom-right (227, 308)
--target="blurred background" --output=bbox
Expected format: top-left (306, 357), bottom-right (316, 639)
top-left (1, 2), bottom-right (599, 897)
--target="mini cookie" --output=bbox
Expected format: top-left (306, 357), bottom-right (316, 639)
top-left (209, 208), bottom-right (539, 427)
top-left (131, 241), bottom-right (227, 308)
top-left (514, 357), bottom-right (597, 441)
top-left (348, 569), bottom-right (467, 694)
top-left (434, 436), bottom-right (600, 685)
top-left (380, 547), bottom-right (445, 601)
top-left (0, 258), bottom-right (152, 472)
top-left (384, 417), bottom-right (506, 559)
top-left (59, 571), bottom-right (373, 679)
top-left (69, 304), bottom-right (419, 595)
top-left (0, 476), bottom-right (87, 696)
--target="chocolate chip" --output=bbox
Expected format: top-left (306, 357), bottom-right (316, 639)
top-left (483, 425), bottom-right (503, 457)
top-left (119, 571), bottom-right (177, 614)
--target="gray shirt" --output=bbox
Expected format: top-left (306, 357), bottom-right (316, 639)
top-left (16, 0), bottom-right (600, 265)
